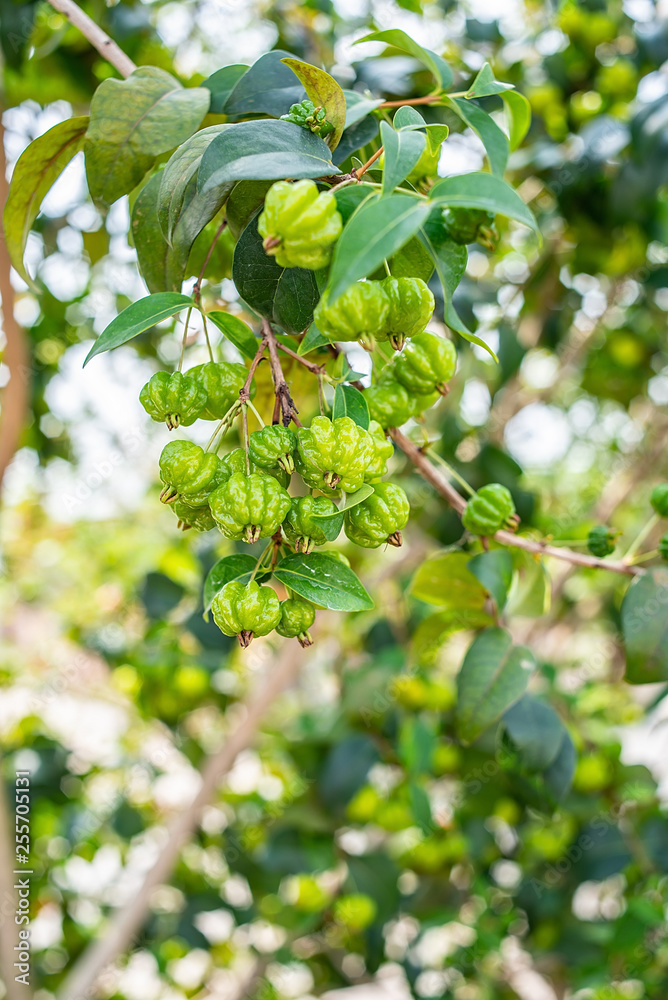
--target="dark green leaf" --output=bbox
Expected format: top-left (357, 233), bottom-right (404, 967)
top-left (355, 29), bottom-right (453, 91)
top-left (456, 627), bottom-right (536, 744)
top-left (273, 552), bottom-right (374, 611)
top-left (409, 782), bottom-right (434, 834)
top-left (327, 193), bottom-right (431, 301)
top-left (621, 568), bottom-right (668, 683)
top-left (430, 172), bottom-right (538, 234)
top-left (3, 116), bottom-right (88, 287)
top-left (411, 550), bottom-right (488, 609)
top-left (85, 67), bottom-right (210, 207)
top-left (204, 554), bottom-right (269, 612)
top-left (206, 311), bottom-right (260, 360)
top-left (202, 64), bottom-right (248, 113)
top-left (0, 0), bottom-right (37, 69)
top-left (157, 125), bottom-right (229, 244)
top-left (223, 49), bottom-right (305, 117)
top-left (131, 173), bottom-right (186, 294)
top-left (298, 322), bottom-right (330, 355)
top-left (83, 292), bottom-right (193, 366)
top-left (333, 115), bottom-right (380, 166)
top-left (311, 486), bottom-right (374, 519)
top-left (333, 183), bottom-right (376, 223)
top-left (544, 731), bottom-right (576, 802)
top-left (468, 550), bottom-right (514, 610)
top-left (399, 718), bottom-right (436, 775)
top-left (503, 695), bottom-right (566, 771)
top-left (445, 97), bottom-right (509, 176)
top-left (465, 62), bottom-right (514, 99)
top-left (232, 214), bottom-right (319, 335)
top-left (380, 120), bottom-right (425, 195)
top-left (198, 120), bottom-right (338, 194)
top-left (281, 57), bottom-right (347, 150)
top-left (332, 384), bottom-right (370, 429)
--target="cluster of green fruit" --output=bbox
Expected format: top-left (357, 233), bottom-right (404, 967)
top-left (586, 484), bottom-right (668, 560)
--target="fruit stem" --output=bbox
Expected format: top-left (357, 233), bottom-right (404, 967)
top-left (246, 399), bottom-right (265, 429)
top-left (202, 312), bottom-right (214, 364)
top-left (623, 514), bottom-right (659, 564)
top-left (177, 305), bottom-right (194, 373)
top-left (429, 450), bottom-right (476, 497)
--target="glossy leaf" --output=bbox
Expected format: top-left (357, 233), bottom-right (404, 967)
top-left (343, 90), bottom-right (384, 129)
top-left (355, 29), bottom-right (453, 91)
top-left (456, 627), bottom-right (536, 744)
top-left (466, 62), bottom-right (514, 98)
top-left (223, 49), bottom-right (304, 117)
top-left (503, 695), bottom-right (566, 771)
top-left (281, 57), bottom-right (347, 150)
top-left (380, 120), bottom-right (426, 196)
top-left (332, 384), bottom-right (370, 429)
top-left (502, 90), bottom-right (532, 150)
top-left (298, 322), bottom-right (330, 355)
top-left (3, 116), bottom-right (88, 286)
top-left (446, 97), bottom-right (509, 176)
top-left (157, 125), bottom-right (229, 245)
top-left (232, 214), bottom-right (319, 335)
top-left (207, 311), bottom-right (259, 360)
top-left (204, 554), bottom-right (269, 612)
top-left (198, 119), bottom-right (338, 195)
top-left (131, 173), bottom-right (186, 294)
top-left (333, 115), bottom-right (380, 167)
top-left (468, 550), bottom-right (514, 610)
top-left (311, 485), bottom-right (375, 520)
top-left (202, 64), bottom-right (248, 113)
top-left (430, 172), bottom-right (538, 234)
top-left (85, 67), bottom-right (209, 207)
top-left (393, 106), bottom-right (449, 151)
top-left (333, 183), bottom-right (376, 223)
top-left (83, 292), bottom-right (193, 366)
top-left (327, 193), bottom-right (431, 301)
top-left (411, 550), bottom-right (488, 609)
top-left (273, 552), bottom-right (374, 612)
top-left (621, 568), bottom-right (668, 683)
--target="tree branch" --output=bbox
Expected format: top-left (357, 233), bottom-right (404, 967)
top-left (58, 643), bottom-right (306, 1000)
top-left (44, 0), bottom-right (136, 78)
top-left (390, 428), bottom-right (643, 576)
top-left (0, 116), bottom-right (30, 495)
top-left (261, 318), bottom-right (301, 427)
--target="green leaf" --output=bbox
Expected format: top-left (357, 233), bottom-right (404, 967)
top-left (273, 552), bottom-right (374, 612)
top-left (380, 120), bottom-right (426, 196)
top-left (445, 97), bottom-right (509, 176)
top-left (206, 311), bottom-right (259, 360)
top-left (333, 116), bottom-right (380, 167)
top-left (85, 67), bottom-right (210, 207)
top-left (375, 236), bottom-right (434, 283)
top-left (501, 90), bottom-right (532, 150)
top-left (332, 384), bottom-right (370, 429)
top-left (503, 695), bottom-right (567, 771)
top-left (131, 173), bottom-right (186, 294)
top-left (0, 0), bottom-right (37, 69)
top-left (223, 49), bottom-right (305, 117)
top-left (621, 568), bottom-right (668, 683)
top-left (333, 183), bottom-right (376, 223)
top-left (281, 57), bottom-right (347, 150)
top-left (83, 292), bottom-right (193, 366)
top-left (393, 106), bottom-right (449, 152)
top-left (468, 550), bottom-right (514, 610)
top-left (430, 172), bottom-right (538, 235)
top-left (465, 62), bottom-right (514, 99)
top-left (327, 193), bottom-right (431, 301)
top-left (456, 627), bottom-right (536, 744)
top-left (411, 550), bottom-right (488, 609)
top-left (409, 782), bottom-right (434, 834)
top-left (232, 214), bottom-right (319, 335)
top-left (355, 29), bottom-right (453, 91)
top-left (204, 554), bottom-right (269, 612)
top-left (298, 322), bottom-right (330, 355)
top-left (311, 485), bottom-right (375, 520)
top-left (412, 608), bottom-right (495, 665)
top-left (157, 125), bottom-right (229, 245)
top-left (506, 550), bottom-right (551, 618)
top-left (202, 64), bottom-right (248, 113)
top-left (198, 120), bottom-right (338, 195)
top-left (543, 731), bottom-right (576, 802)
top-left (399, 718), bottom-right (436, 775)
top-left (343, 90), bottom-right (384, 129)
top-left (3, 116), bottom-right (88, 287)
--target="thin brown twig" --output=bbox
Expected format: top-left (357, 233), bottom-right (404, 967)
top-left (44, 0), bottom-right (136, 77)
top-left (378, 94), bottom-right (444, 108)
top-left (57, 643), bottom-right (306, 1000)
top-left (276, 341), bottom-right (325, 376)
top-left (353, 146), bottom-right (384, 181)
top-left (240, 337), bottom-right (268, 401)
top-left (390, 429), bottom-right (643, 577)
top-left (261, 319), bottom-right (302, 427)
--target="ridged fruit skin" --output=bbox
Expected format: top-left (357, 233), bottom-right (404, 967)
top-left (377, 276), bottom-right (435, 348)
top-left (211, 581), bottom-right (281, 645)
top-left (344, 482), bottom-right (410, 548)
top-left (172, 499), bottom-right (216, 532)
top-left (365, 421), bottom-right (394, 482)
top-left (209, 472), bottom-right (291, 542)
top-left (219, 448), bottom-right (290, 489)
top-left (462, 484), bottom-right (516, 535)
top-left (276, 598), bottom-right (316, 646)
top-left (365, 380), bottom-right (418, 429)
top-left (139, 371), bottom-right (207, 429)
top-left (394, 332), bottom-right (457, 395)
top-left (257, 180), bottom-right (342, 269)
top-left (188, 362), bottom-right (254, 420)
top-left (282, 495), bottom-right (343, 552)
top-left (314, 281), bottom-right (390, 344)
top-left (587, 525), bottom-right (617, 557)
top-left (650, 483), bottom-right (668, 517)
top-left (297, 416), bottom-right (374, 493)
top-left (159, 441), bottom-right (223, 505)
top-left (249, 425), bottom-right (297, 473)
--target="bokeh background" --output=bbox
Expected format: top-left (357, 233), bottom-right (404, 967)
top-left (3, 0), bottom-right (668, 998)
